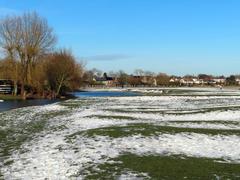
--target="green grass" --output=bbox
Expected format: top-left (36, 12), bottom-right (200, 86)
top-left (0, 109), bottom-right (67, 164)
top-left (0, 117), bottom-right (47, 178)
top-left (60, 99), bottom-right (99, 109)
top-left (170, 120), bottom-right (240, 125)
top-left (105, 105), bottom-right (240, 115)
top-left (86, 115), bottom-right (136, 120)
top-left (2, 94), bottom-right (240, 179)
top-left (85, 154), bottom-right (240, 179)
top-left (0, 118), bottom-right (48, 158)
top-left (66, 123), bottom-right (240, 140)
top-left (0, 106), bottom-right (70, 178)
top-left (105, 108), bottom-right (166, 113)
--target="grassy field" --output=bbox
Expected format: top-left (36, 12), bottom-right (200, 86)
top-left (1, 88), bottom-right (240, 179)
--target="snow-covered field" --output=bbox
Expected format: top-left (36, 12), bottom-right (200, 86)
top-left (1, 88), bottom-right (240, 179)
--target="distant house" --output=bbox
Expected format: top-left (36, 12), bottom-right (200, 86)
top-left (169, 77), bottom-right (181, 86)
top-left (0, 79), bottom-right (13, 94)
top-left (235, 78), bottom-right (240, 85)
top-left (178, 77), bottom-right (204, 86)
top-left (213, 78), bottom-right (226, 85)
top-left (179, 78), bottom-right (194, 86)
top-left (93, 76), bottom-right (116, 87)
top-left (192, 78), bottom-right (203, 85)
top-left (169, 78), bottom-right (175, 83)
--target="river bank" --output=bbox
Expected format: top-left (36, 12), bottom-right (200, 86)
top-left (0, 91), bottom-right (139, 112)
top-left (1, 87), bottom-right (240, 112)
top-left (0, 93), bottom-right (76, 101)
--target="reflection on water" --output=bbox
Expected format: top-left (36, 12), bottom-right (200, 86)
top-left (0, 99), bottom-right (59, 112)
top-left (72, 91), bottom-right (140, 97)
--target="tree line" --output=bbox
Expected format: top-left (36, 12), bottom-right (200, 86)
top-left (0, 12), bottom-right (84, 99)
top-left (82, 69), bottom-right (174, 87)
top-left (82, 68), bottom-right (240, 87)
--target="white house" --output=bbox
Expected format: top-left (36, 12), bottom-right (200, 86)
top-left (213, 78), bottom-right (226, 84)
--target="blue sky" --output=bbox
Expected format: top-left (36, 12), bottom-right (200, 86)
top-left (1, 0), bottom-right (240, 75)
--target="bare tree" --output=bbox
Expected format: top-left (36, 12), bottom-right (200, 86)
top-left (91, 68), bottom-right (102, 77)
top-left (156, 73), bottom-right (170, 86)
top-left (108, 71), bottom-right (117, 77)
top-left (127, 75), bottom-right (142, 87)
top-left (45, 49), bottom-right (84, 97)
top-left (134, 69), bottom-right (144, 76)
top-left (117, 70), bottom-right (128, 88)
top-left (0, 12), bottom-right (56, 98)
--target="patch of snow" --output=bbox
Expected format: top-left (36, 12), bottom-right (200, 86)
top-left (2, 91), bottom-right (240, 179)
top-left (118, 171), bottom-right (150, 180)
top-left (158, 122), bottom-right (240, 130)
top-left (3, 133), bottom-right (240, 179)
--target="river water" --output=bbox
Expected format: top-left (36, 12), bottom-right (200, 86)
top-left (0, 99), bottom-right (60, 112)
top-left (0, 91), bottom-right (139, 112)
top-left (72, 91), bottom-right (139, 97)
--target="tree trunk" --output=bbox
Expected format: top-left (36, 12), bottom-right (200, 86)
top-left (20, 83), bottom-right (26, 99)
top-left (13, 81), bottom-right (18, 96)
top-left (56, 76), bottom-right (64, 97)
